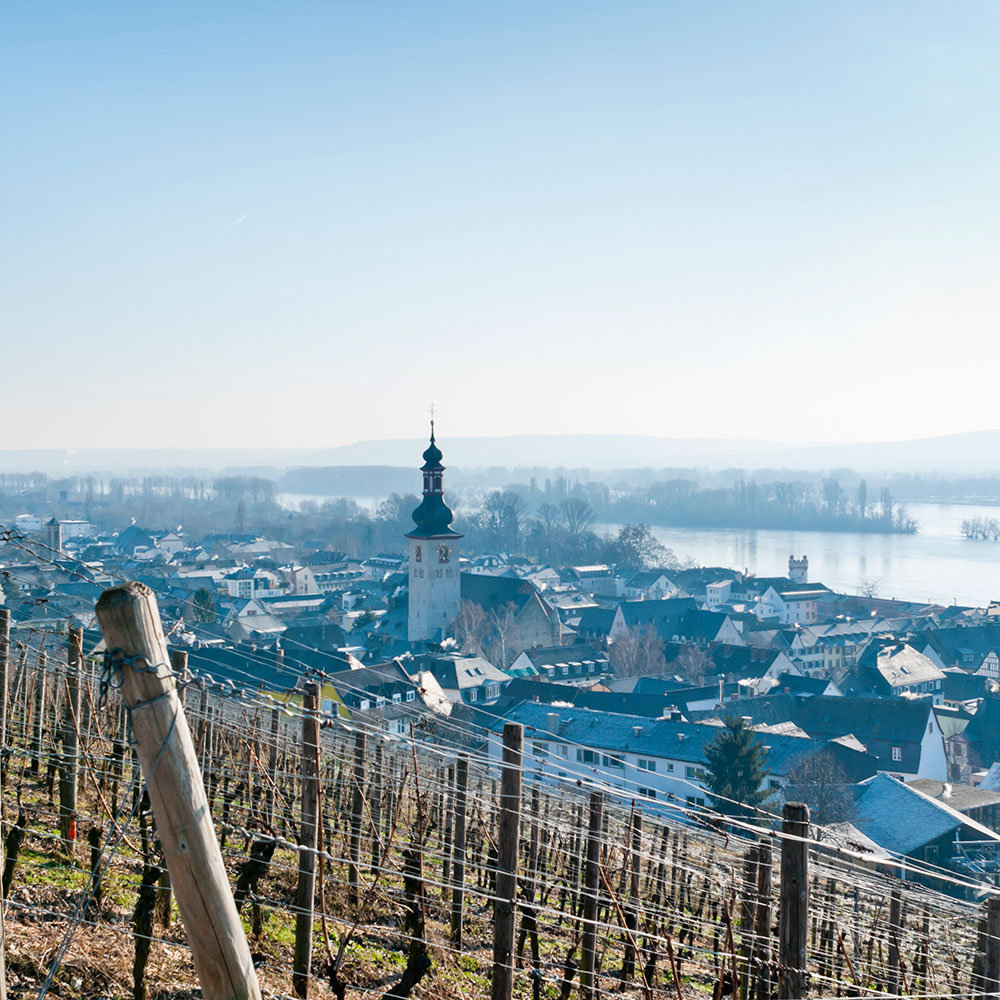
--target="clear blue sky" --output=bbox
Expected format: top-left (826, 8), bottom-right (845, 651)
top-left (5, 2), bottom-right (999, 449)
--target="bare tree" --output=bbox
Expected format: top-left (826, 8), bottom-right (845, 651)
top-left (536, 502), bottom-right (562, 532)
top-left (560, 497), bottom-right (596, 535)
top-left (608, 625), bottom-right (666, 678)
top-left (452, 600), bottom-right (489, 656)
top-left (786, 752), bottom-right (856, 831)
top-left (486, 602), bottom-right (523, 669)
top-left (479, 491), bottom-right (528, 549)
top-left (672, 644), bottom-right (712, 685)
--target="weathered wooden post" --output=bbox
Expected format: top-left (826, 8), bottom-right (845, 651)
top-left (293, 681), bottom-right (320, 999)
top-left (58, 627), bottom-right (82, 850)
top-left (158, 648), bottom-right (188, 927)
top-left (779, 802), bottom-right (809, 1000)
top-left (978, 895), bottom-right (1000, 999)
top-left (623, 810), bottom-right (641, 984)
top-left (581, 790), bottom-right (604, 1000)
top-left (492, 722), bottom-right (523, 1000)
top-left (95, 582), bottom-right (261, 1000)
top-left (349, 728), bottom-right (366, 906)
top-left (266, 705), bottom-right (280, 831)
top-left (451, 753), bottom-right (469, 948)
top-left (29, 649), bottom-right (47, 777)
top-left (888, 886), bottom-right (902, 996)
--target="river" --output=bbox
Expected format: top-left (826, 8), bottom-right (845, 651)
top-left (601, 502), bottom-right (1000, 608)
top-left (280, 490), bottom-right (1000, 608)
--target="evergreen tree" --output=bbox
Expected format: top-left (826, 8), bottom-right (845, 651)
top-left (702, 716), bottom-right (769, 817)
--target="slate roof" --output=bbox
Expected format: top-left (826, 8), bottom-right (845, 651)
top-left (908, 779), bottom-right (1000, 814)
top-left (494, 677), bottom-right (679, 719)
top-left (964, 697), bottom-right (1000, 762)
top-left (854, 773), bottom-right (1000, 856)
top-left (519, 644), bottom-right (609, 671)
top-left (491, 702), bottom-right (827, 778)
top-left (857, 640), bottom-right (945, 689)
top-left (697, 694), bottom-right (934, 774)
top-left (413, 654), bottom-right (509, 692)
top-left (461, 573), bottom-right (541, 616)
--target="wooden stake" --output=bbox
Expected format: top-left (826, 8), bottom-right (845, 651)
top-left (451, 754), bottom-right (469, 948)
top-left (349, 729), bottom-right (366, 906)
top-left (58, 627), bottom-right (82, 849)
top-left (95, 582), bottom-right (261, 1000)
top-left (779, 802), bottom-right (809, 1000)
top-left (581, 790), bottom-right (604, 1000)
top-left (293, 682), bottom-right (320, 999)
top-left (491, 722), bottom-right (523, 1000)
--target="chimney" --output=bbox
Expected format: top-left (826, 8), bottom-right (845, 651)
top-left (632, 725), bottom-right (644, 738)
top-left (546, 711), bottom-right (559, 735)
top-left (741, 716), bottom-right (753, 727)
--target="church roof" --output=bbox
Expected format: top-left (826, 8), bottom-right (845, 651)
top-left (407, 425), bottom-right (462, 539)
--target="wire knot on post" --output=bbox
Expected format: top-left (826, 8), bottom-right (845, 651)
top-left (99, 648), bottom-right (171, 710)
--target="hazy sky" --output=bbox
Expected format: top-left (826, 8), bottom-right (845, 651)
top-left (5, 3), bottom-right (999, 449)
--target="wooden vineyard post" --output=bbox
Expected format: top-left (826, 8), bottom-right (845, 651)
top-left (349, 728), bottom-right (366, 906)
top-left (779, 802), bottom-right (809, 1000)
top-left (888, 886), bottom-right (902, 997)
top-left (158, 648), bottom-right (188, 928)
top-left (979, 896), bottom-right (1000, 999)
top-left (623, 810), bottom-right (641, 984)
top-left (30, 650), bottom-right (47, 777)
top-left (94, 582), bottom-right (261, 1000)
top-left (581, 790), bottom-right (604, 1000)
top-left (491, 722), bottom-right (523, 1000)
top-left (293, 681), bottom-right (320, 1000)
top-left (58, 626), bottom-right (82, 850)
top-left (266, 705), bottom-right (280, 831)
top-left (451, 753), bottom-right (469, 948)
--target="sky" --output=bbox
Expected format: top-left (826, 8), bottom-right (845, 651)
top-left (4, 2), bottom-right (1000, 450)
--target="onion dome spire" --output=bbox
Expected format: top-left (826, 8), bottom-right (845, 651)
top-left (407, 421), bottom-right (462, 539)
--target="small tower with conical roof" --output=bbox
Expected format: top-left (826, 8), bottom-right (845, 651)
top-left (406, 422), bottom-right (463, 642)
top-left (47, 516), bottom-right (63, 558)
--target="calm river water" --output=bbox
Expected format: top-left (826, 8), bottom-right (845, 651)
top-left (281, 491), bottom-right (1000, 608)
top-left (603, 502), bottom-right (1000, 608)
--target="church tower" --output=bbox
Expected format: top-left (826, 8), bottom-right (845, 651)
top-left (407, 423), bottom-right (463, 642)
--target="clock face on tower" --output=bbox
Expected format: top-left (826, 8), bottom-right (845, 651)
top-left (438, 543), bottom-right (450, 563)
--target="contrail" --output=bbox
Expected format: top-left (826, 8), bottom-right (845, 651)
top-left (223, 214), bottom-right (249, 231)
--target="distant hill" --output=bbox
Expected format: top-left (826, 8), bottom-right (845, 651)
top-left (2, 430), bottom-right (999, 475)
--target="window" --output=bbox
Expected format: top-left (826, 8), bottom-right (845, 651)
top-left (686, 795), bottom-right (706, 808)
top-left (637, 787), bottom-right (656, 800)
top-left (467, 689), bottom-right (478, 702)
top-left (602, 754), bottom-right (623, 769)
top-left (376, 696), bottom-right (386, 708)
top-left (486, 684), bottom-right (500, 700)
top-left (406, 690), bottom-right (415, 702)
top-left (578, 749), bottom-right (598, 764)
top-left (637, 758), bottom-right (656, 772)
top-left (685, 765), bottom-right (704, 779)
top-left (559, 745), bottom-right (569, 757)
top-left (769, 779), bottom-right (781, 790)
top-left (891, 746), bottom-right (902, 762)
top-left (666, 762), bottom-right (675, 772)
top-left (534, 741), bottom-right (550, 757)
top-left (392, 692), bottom-right (401, 704)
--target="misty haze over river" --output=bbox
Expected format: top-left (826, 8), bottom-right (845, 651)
top-left (281, 494), bottom-right (1000, 609)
